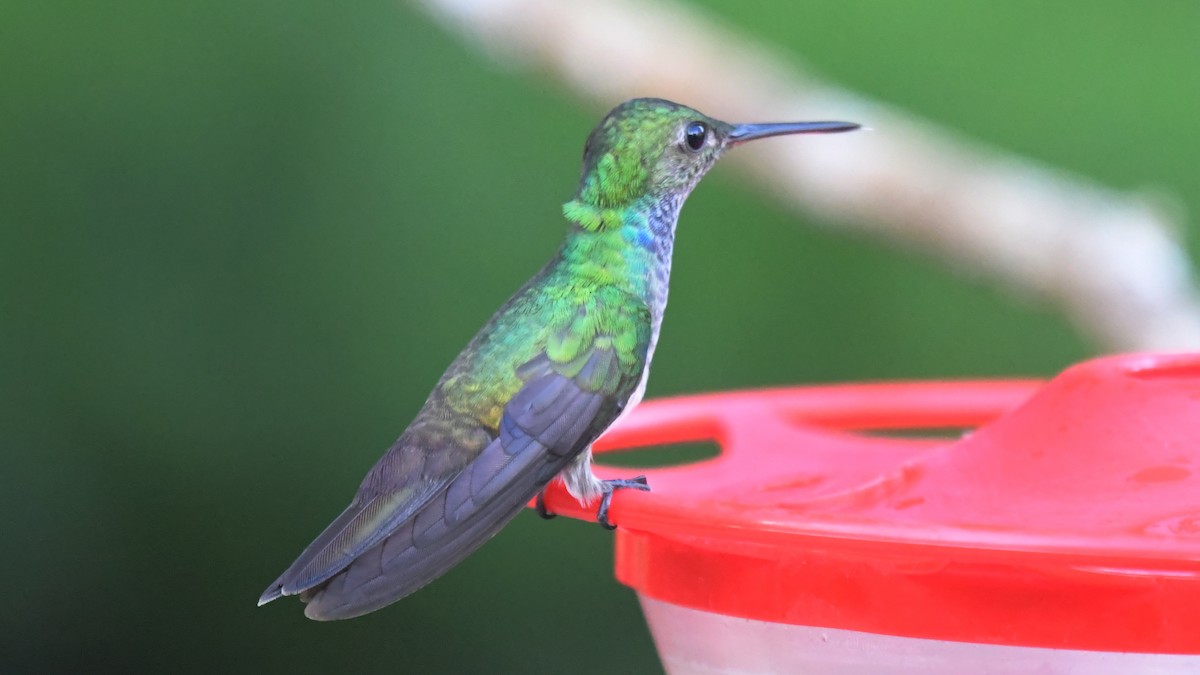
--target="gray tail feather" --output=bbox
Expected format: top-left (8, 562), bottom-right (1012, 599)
top-left (257, 502), bottom-right (365, 606)
top-left (300, 489), bottom-right (535, 620)
top-left (301, 408), bottom-right (582, 619)
top-left (304, 457), bottom-right (570, 618)
top-left (259, 482), bottom-right (447, 607)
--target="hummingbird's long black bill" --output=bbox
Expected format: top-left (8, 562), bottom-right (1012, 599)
top-left (728, 121), bottom-right (860, 144)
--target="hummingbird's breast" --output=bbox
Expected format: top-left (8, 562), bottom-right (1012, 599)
top-left (641, 194), bottom-right (682, 326)
top-left (620, 194), bottom-right (681, 415)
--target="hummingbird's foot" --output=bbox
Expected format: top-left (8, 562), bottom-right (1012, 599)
top-left (596, 475), bottom-right (650, 530)
top-left (535, 490), bottom-right (556, 520)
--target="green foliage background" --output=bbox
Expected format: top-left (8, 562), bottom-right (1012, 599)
top-left (3, 1), bottom-right (1197, 672)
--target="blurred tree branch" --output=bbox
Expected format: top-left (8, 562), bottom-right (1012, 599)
top-left (414, 0), bottom-right (1200, 352)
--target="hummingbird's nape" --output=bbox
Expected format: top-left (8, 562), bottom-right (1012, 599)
top-left (258, 98), bottom-right (858, 620)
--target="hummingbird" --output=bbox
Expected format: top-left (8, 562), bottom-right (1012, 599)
top-left (258, 98), bottom-right (858, 620)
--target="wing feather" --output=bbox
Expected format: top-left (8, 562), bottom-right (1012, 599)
top-left (299, 353), bottom-right (623, 619)
top-left (260, 292), bottom-right (652, 619)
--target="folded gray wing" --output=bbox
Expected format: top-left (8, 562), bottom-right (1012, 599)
top-left (294, 348), bottom-right (626, 620)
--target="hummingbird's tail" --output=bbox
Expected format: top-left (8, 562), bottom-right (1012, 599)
top-left (257, 479), bottom-right (450, 608)
top-left (300, 489), bottom-right (531, 619)
top-left (295, 414), bottom-right (573, 620)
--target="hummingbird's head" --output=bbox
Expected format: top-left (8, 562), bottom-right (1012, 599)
top-left (569, 98), bottom-right (858, 214)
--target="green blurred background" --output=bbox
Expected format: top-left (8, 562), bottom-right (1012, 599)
top-left (2, 0), bottom-right (1197, 672)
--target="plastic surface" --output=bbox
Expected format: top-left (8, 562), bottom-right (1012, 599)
top-left (533, 353), bottom-right (1200, 653)
top-left (639, 596), bottom-right (1200, 675)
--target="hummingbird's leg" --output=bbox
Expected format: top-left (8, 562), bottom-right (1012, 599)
top-left (535, 490), bottom-right (556, 520)
top-left (595, 476), bottom-right (650, 530)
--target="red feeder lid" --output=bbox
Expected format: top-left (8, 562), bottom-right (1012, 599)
top-left (534, 353), bottom-right (1200, 653)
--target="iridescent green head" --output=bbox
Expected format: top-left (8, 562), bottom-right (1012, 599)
top-left (564, 98), bottom-right (858, 228)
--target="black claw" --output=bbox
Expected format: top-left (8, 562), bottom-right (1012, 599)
top-left (535, 491), bottom-right (556, 520)
top-left (597, 491), bottom-right (618, 530)
top-left (595, 475), bottom-right (651, 530)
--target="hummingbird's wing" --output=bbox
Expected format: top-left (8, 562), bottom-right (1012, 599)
top-left (261, 305), bottom-right (650, 619)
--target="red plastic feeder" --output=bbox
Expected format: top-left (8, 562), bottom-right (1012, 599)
top-left (535, 353), bottom-right (1200, 673)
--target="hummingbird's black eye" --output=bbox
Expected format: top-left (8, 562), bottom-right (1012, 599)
top-left (684, 122), bottom-right (708, 151)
